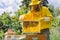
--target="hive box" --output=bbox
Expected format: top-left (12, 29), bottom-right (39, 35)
top-left (26, 33), bottom-right (47, 40)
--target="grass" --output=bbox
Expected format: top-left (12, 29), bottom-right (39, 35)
top-left (50, 26), bottom-right (60, 40)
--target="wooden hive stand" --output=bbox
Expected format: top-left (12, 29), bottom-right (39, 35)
top-left (26, 33), bottom-right (47, 40)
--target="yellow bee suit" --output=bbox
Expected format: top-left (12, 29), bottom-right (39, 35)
top-left (19, 6), bottom-right (53, 33)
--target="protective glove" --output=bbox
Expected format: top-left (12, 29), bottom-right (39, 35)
top-left (40, 17), bottom-right (50, 21)
top-left (19, 15), bottom-right (24, 22)
top-left (44, 17), bottom-right (50, 21)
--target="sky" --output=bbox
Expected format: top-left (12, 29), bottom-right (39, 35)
top-left (0, 0), bottom-right (23, 15)
top-left (48, 0), bottom-right (60, 7)
top-left (0, 0), bottom-right (60, 15)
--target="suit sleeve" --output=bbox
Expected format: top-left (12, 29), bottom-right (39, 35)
top-left (45, 8), bottom-right (53, 21)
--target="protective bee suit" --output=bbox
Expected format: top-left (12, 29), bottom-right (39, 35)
top-left (19, 0), bottom-right (53, 40)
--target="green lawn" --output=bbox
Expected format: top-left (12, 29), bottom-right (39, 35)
top-left (50, 27), bottom-right (60, 40)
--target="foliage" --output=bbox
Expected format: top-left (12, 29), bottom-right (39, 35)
top-left (51, 17), bottom-right (59, 27)
top-left (0, 1), bottom-right (60, 40)
top-left (0, 12), bottom-right (22, 34)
